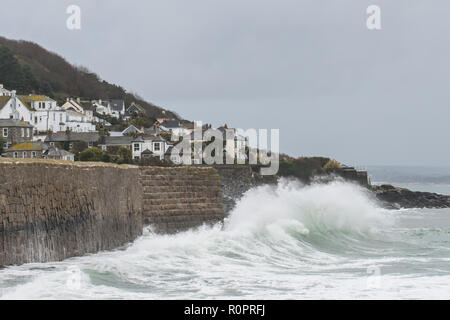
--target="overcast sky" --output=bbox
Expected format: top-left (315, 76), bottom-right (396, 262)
top-left (1, 0), bottom-right (449, 166)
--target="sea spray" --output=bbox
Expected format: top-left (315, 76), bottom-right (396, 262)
top-left (225, 179), bottom-right (391, 236)
top-left (1, 181), bottom-right (450, 299)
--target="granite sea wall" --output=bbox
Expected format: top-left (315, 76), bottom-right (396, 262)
top-left (0, 160), bottom-right (226, 266)
top-left (0, 159), bottom-right (142, 266)
top-left (141, 166), bottom-right (224, 234)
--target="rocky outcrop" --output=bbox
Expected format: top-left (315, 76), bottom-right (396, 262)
top-left (0, 159), bottom-right (142, 267)
top-left (140, 166), bottom-right (225, 233)
top-left (371, 184), bottom-right (450, 209)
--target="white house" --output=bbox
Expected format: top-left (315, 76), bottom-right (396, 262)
top-left (107, 100), bottom-right (125, 118)
top-left (65, 110), bottom-right (96, 132)
top-left (19, 95), bottom-right (67, 133)
top-left (92, 99), bottom-right (125, 118)
top-left (61, 98), bottom-right (98, 122)
top-left (0, 91), bottom-right (33, 123)
top-left (131, 135), bottom-right (168, 160)
top-left (159, 120), bottom-right (192, 137)
top-left (0, 84), bottom-right (12, 96)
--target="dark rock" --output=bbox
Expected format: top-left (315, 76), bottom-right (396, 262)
top-left (370, 184), bottom-right (450, 209)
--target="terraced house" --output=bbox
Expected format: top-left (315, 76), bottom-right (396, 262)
top-left (0, 119), bottom-right (34, 149)
top-left (3, 141), bottom-right (46, 159)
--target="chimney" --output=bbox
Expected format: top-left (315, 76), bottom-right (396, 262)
top-left (77, 97), bottom-right (80, 104)
top-left (66, 97), bottom-right (69, 102)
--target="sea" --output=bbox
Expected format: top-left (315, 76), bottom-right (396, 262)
top-left (0, 166), bottom-right (449, 299)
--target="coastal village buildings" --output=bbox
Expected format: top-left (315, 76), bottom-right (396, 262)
top-left (45, 146), bottom-right (75, 161)
top-left (159, 120), bottom-right (192, 137)
top-left (92, 99), bottom-right (125, 118)
top-left (4, 141), bottom-right (46, 159)
top-left (0, 84), bottom-right (12, 96)
top-left (45, 132), bottom-right (100, 152)
top-left (0, 119), bottom-right (34, 148)
top-left (130, 135), bottom-right (168, 160)
top-left (126, 102), bottom-right (146, 116)
top-left (0, 84), bottom-right (250, 165)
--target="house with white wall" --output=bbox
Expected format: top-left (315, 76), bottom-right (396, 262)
top-left (0, 84), bottom-right (12, 96)
top-left (0, 91), bottom-right (33, 123)
top-left (131, 135), bottom-right (169, 160)
top-left (19, 95), bottom-right (67, 133)
top-left (62, 98), bottom-right (98, 123)
top-left (92, 99), bottom-right (125, 118)
top-left (65, 110), bottom-right (96, 132)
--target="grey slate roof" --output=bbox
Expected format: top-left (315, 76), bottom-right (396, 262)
top-left (160, 120), bottom-right (180, 128)
top-left (127, 102), bottom-right (146, 114)
top-left (143, 127), bottom-right (161, 135)
top-left (0, 119), bottom-right (33, 128)
top-left (141, 148), bottom-right (153, 155)
top-left (102, 136), bottom-right (134, 146)
top-left (45, 146), bottom-right (74, 157)
top-left (108, 100), bottom-right (125, 112)
top-left (45, 132), bottom-right (100, 143)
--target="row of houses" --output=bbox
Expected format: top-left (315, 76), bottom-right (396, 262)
top-left (0, 84), bottom-right (249, 164)
top-left (0, 92), bottom-right (97, 134)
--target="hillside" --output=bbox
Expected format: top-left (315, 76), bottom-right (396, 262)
top-left (0, 36), bottom-right (179, 120)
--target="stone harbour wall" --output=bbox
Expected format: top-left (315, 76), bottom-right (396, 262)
top-left (140, 166), bottom-right (225, 234)
top-left (0, 159), bottom-right (142, 266)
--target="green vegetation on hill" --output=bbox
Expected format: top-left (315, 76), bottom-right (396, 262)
top-left (278, 156), bottom-right (332, 182)
top-left (0, 36), bottom-right (179, 120)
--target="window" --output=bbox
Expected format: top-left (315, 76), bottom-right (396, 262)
top-left (60, 114), bottom-right (63, 122)
top-left (134, 156), bottom-right (139, 160)
top-left (34, 116), bottom-right (38, 124)
top-left (31, 152), bottom-right (36, 158)
top-left (21, 128), bottom-right (24, 137)
top-left (22, 152), bottom-right (26, 158)
top-left (154, 142), bottom-right (160, 151)
top-left (13, 152), bottom-right (18, 158)
top-left (27, 128), bottom-right (30, 137)
top-left (53, 113), bottom-right (56, 121)
top-left (49, 142), bottom-right (54, 146)
top-left (134, 143), bottom-right (140, 152)
top-left (69, 143), bottom-right (73, 149)
top-left (88, 141), bottom-right (93, 148)
top-left (102, 145), bottom-right (107, 151)
top-left (3, 128), bottom-right (7, 137)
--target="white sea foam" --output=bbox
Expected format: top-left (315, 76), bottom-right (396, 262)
top-left (1, 180), bottom-right (449, 299)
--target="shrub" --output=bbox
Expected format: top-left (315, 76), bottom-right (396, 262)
top-left (78, 147), bottom-right (104, 162)
top-left (324, 159), bottom-right (342, 170)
